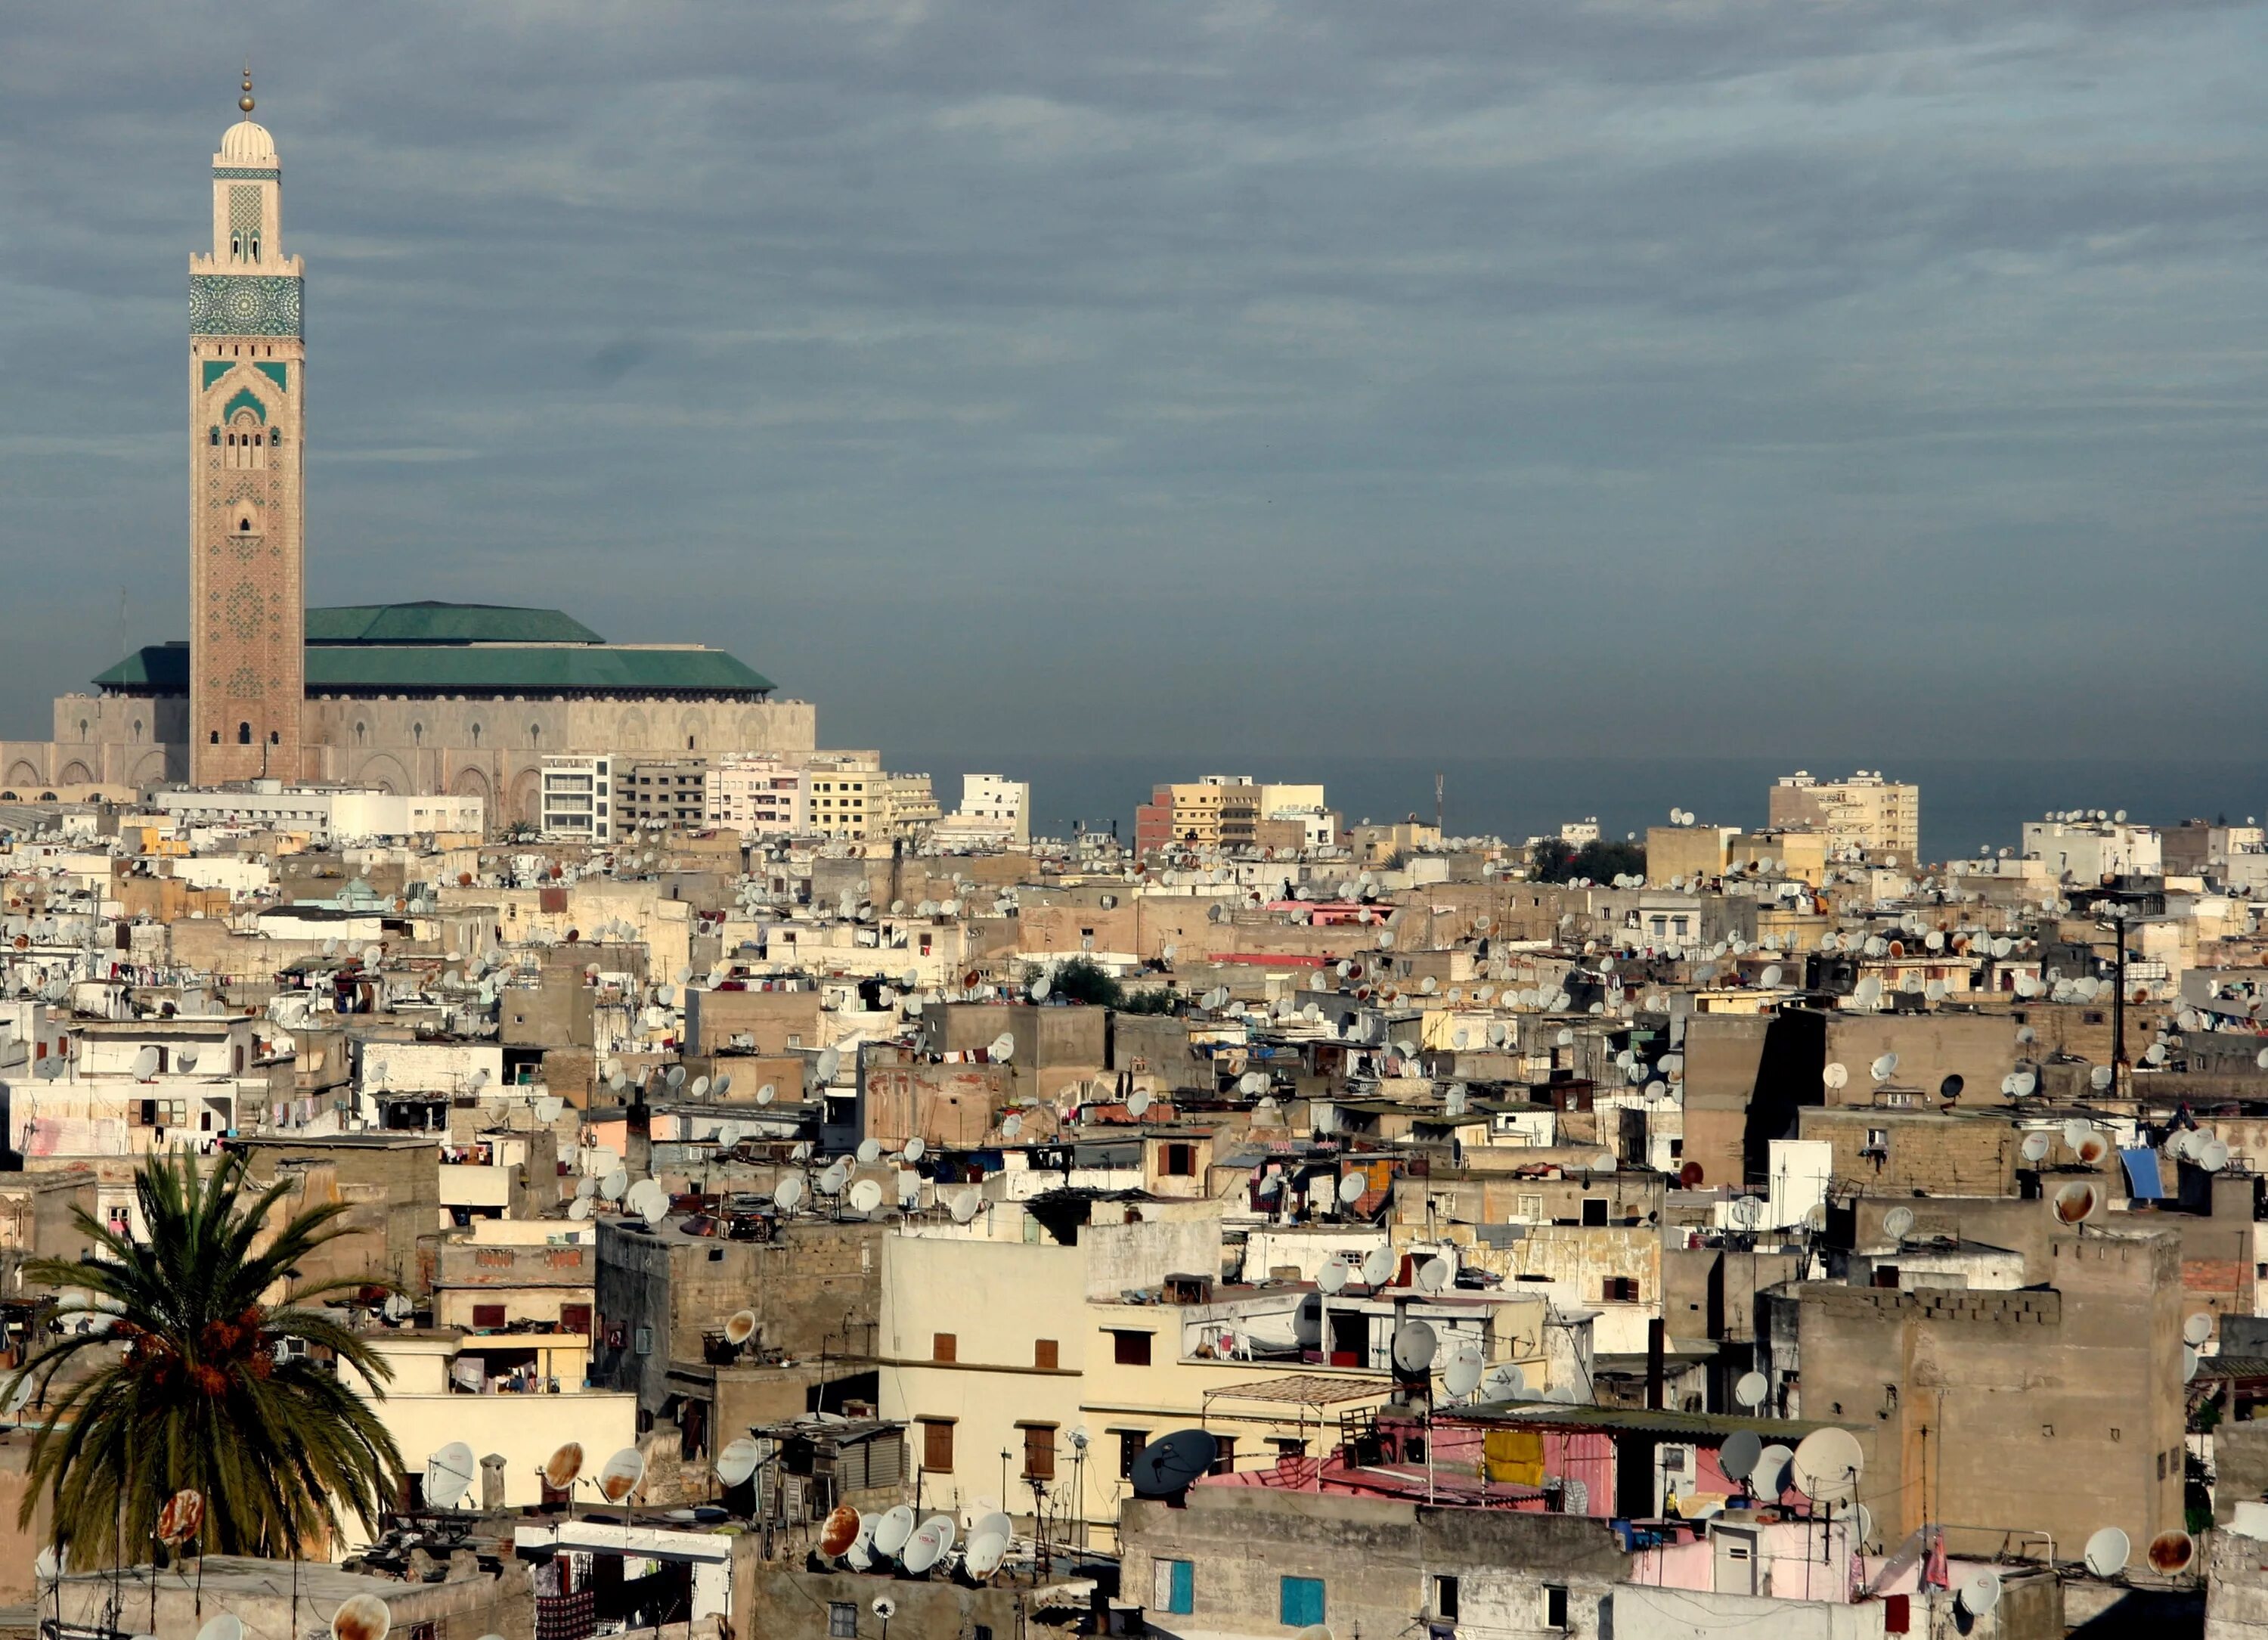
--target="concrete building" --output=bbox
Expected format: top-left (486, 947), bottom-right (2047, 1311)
top-left (152, 781), bottom-right (482, 837)
top-left (1137, 777), bottom-right (1328, 857)
top-left (539, 755), bottom-right (615, 843)
top-left (934, 772), bottom-right (1030, 847)
top-left (1769, 770), bottom-right (1920, 860)
top-left (2022, 817), bottom-right (2164, 884)
top-left (614, 757), bottom-right (710, 832)
top-left (705, 752), bottom-right (808, 837)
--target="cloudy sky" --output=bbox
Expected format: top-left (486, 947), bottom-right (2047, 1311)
top-left (4, 2), bottom-right (2263, 769)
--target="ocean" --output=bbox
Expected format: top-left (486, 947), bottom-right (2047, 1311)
top-left (906, 753), bottom-right (2266, 866)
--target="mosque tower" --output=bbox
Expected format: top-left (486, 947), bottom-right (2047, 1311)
top-left (187, 68), bottom-right (306, 784)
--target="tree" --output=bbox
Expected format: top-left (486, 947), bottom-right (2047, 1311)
top-left (1529, 837), bottom-right (1647, 885)
top-left (1117, 986), bottom-right (1180, 1015)
top-left (1037, 956), bottom-right (1123, 1009)
top-left (9, 1150), bottom-right (404, 1567)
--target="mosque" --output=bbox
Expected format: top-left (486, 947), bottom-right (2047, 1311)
top-left (0, 76), bottom-right (812, 823)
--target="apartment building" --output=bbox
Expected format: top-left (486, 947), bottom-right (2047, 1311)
top-left (1767, 770), bottom-right (1919, 859)
top-left (538, 754), bottom-right (614, 843)
top-left (613, 757), bottom-right (710, 832)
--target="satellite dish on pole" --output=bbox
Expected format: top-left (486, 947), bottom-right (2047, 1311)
top-left (1882, 1206), bottom-right (1916, 1241)
top-left (1360, 1247), bottom-right (1394, 1288)
top-left (903, 1517), bottom-right (951, 1575)
top-left (1416, 1256), bottom-right (1452, 1294)
top-left (542, 1442), bottom-right (585, 1493)
top-left (1790, 1428), bottom-right (1864, 1503)
top-left (1443, 1344), bottom-right (1484, 1400)
top-left (597, 1446), bottom-right (646, 1505)
top-left (872, 1504), bottom-right (917, 1559)
top-left (1129, 1431), bottom-right (1218, 1500)
top-left (1317, 1260), bottom-right (1348, 1295)
top-left (724, 1309), bottom-right (757, 1347)
top-left (1957, 1571), bottom-right (2003, 1618)
top-left (1734, 1371), bottom-right (1769, 1410)
top-left (424, 1441), bottom-right (476, 1508)
top-left (1719, 1430), bottom-right (1763, 1485)
top-left (1751, 1443), bottom-right (1794, 1498)
top-left (774, 1173), bottom-right (806, 1213)
top-left (1390, 1321), bottom-right (1438, 1377)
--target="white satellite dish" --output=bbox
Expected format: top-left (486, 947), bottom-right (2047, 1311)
top-left (904, 1136), bottom-right (927, 1163)
top-left (2184, 1313), bottom-right (2214, 1347)
top-left (1734, 1371), bottom-right (1769, 1409)
top-left (817, 1162), bottom-right (848, 1195)
top-left (1416, 1256), bottom-right (1452, 1294)
top-left (1751, 1443), bottom-right (1794, 1497)
top-left (569, 1198), bottom-right (593, 1221)
top-left (197, 1617), bottom-right (244, 1640)
top-left (1883, 1206), bottom-right (1916, 1240)
top-left (848, 1178), bottom-right (885, 1214)
top-left (1822, 1062), bottom-right (1848, 1090)
top-left (1870, 1053), bottom-right (1898, 1081)
top-left (963, 1530), bottom-right (1009, 1579)
top-left (1790, 1428), bottom-right (1864, 1504)
top-left (717, 1437), bottom-right (761, 1487)
top-left (2084, 1526), bottom-right (2130, 1576)
top-left (2021, 1131), bottom-right (2052, 1163)
top-left (872, 1504), bottom-right (916, 1558)
top-left (1958, 1570), bottom-right (2003, 1618)
top-left (950, 1191), bottom-right (982, 1223)
top-left (1317, 1261), bottom-right (1348, 1294)
top-left (424, 1440), bottom-right (476, 1508)
top-left (1483, 1363), bottom-right (1527, 1400)
top-left (1128, 1089), bottom-right (1154, 1118)
top-left (1443, 1344), bottom-right (1485, 1399)
top-left (535, 1096), bottom-right (565, 1122)
top-left (774, 1174), bottom-right (806, 1213)
top-left (1361, 1247), bottom-right (1395, 1288)
top-left (857, 1137), bottom-right (883, 1164)
top-left (596, 1445), bottom-right (646, 1504)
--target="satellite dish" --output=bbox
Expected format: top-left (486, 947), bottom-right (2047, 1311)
top-left (1882, 1205), bottom-right (1916, 1240)
top-left (724, 1309), bottom-right (758, 1347)
top-left (2062, 1118), bottom-right (2093, 1152)
top-left (1417, 1256), bottom-right (1452, 1294)
top-left (1734, 1371), bottom-right (1769, 1409)
top-left (2147, 1530), bottom-right (2196, 1574)
top-left (383, 1291), bottom-right (414, 1321)
top-left (1870, 1053), bottom-right (1898, 1082)
top-left (848, 1178), bottom-right (885, 1214)
top-left (330, 1596), bottom-right (392, 1640)
top-left (1822, 1062), bottom-right (1848, 1090)
top-left (1751, 1443), bottom-right (1794, 1498)
top-left (600, 1168), bottom-right (628, 1201)
top-left (2202, 1140), bottom-right (2232, 1173)
top-left (1130, 1430), bottom-right (1219, 1499)
top-left (1760, 964), bottom-right (1783, 988)
top-left (2184, 1313), bottom-right (2214, 1347)
top-left (963, 1530), bottom-right (1009, 1580)
top-left (197, 1617), bottom-right (244, 1640)
top-left (2021, 1130), bottom-right (2052, 1163)
top-left (857, 1137), bottom-right (883, 1164)
top-left (904, 1136), bottom-right (927, 1163)
top-left (817, 1504), bottom-right (861, 1558)
top-left (1790, 1428), bottom-right (1864, 1503)
top-left (424, 1440), bottom-right (476, 1508)
top-left (1361, 1247), bottom-right (1394, 1288)
top-left (1390, 1321), bottom-right (1439, 1376)
top-left (873, 1504), bottom-right (917, 1558)
top-left (132, 1046), bottom-right (160, 1080)
top-left (2084, 1526), bottom-right (2131, 1576)
top-left (1128, 1089), bottom-right (1154, 1118)
top-left (817, 1162), bottom-right (848, 1195)
top-left (1482, 1363), bottom-right (1527, 1400)
top-left (1958, 1570), bottom-right (2003, 1617)
top-left (631, 1180), bottom-right (671, 1223)
top-left (903, 1516), bottom-right (950, 1574)
top-left (949, 1190), bottom-right (982, 1223)
top-left (1444, 1344), bottom-right (1484, 1399)
top-left (542, 1442), bottom-right (586, 1492)
top-left (157, 1487), bottom-right (206, 1545)
top-left (774, 1174), bottom-right (806, 1213)
top-left (2053, 1180), bottom-right (2101, 1225)
top-left (597, 1445), bottom-right (646, 1504)
top-left (1719, 1430), bottom-right (1763, 1484)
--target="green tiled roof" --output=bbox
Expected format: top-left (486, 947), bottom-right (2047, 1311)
top-left (92, 603), bottom-right (774, 696)
top-left (305, 603), bottom-right (605, 645)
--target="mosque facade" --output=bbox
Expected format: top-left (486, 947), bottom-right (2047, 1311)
top-left (0, 78), bottom-right (812, 822)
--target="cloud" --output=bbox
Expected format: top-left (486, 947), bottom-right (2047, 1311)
top-left (0, 0), bottom-right (2261, 767)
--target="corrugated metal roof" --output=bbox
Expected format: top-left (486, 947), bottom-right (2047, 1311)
top-left (306, 602), bottom-right (605, 644)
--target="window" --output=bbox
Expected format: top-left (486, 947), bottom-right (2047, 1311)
top-left (1034, 1338), bottom-right (1058, 1370)
top-left (561, 1304), bottom-right (592, 1334)
top-left (1117, 1429), bottom-right (1151, 1480)
top-left (471, 1304), bottom-right (506, 1330)
top-left (1209, 1434), bottom-right (1237, 1475)
top-left (828, 1602), bottom-right (857, 1638)
top-left (1163, 1142), bottom-right (1197, 1177)
top-left (237, 721), bottom-right (252, 745)
top-left (932, 1332), bottom-right (956, 1363)
top-left (1154, 1559), bottom-right (1194, 1615)
top-left (1582, 1197), bottom-right (1608, 1226)
top-left (1544, 1585), bottom-right (1569, 1629)
top-left (1111, 1329), bottom-right (1152, 1366)
top-left (634, 1325), bottom-right (653, 1356)
top-left (1433, 1576), bottom-right (1460, 1621)
top-left (1866, 1128), bottom-right (1889, 1150)
top-left (1603, 1277), bottom-right (1639, 1303)
top-left (1022, 1423), bottom-right (1057, 1480)
top-left (1280, 1576), bottom-right (1325, 1628)
top-left (921, 1418), bottom-right (954, 1473)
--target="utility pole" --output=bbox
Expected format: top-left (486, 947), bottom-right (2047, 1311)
top-left (1434, 771), bottom-right (1444, 835)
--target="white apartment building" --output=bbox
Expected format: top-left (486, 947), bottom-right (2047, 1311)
top-left (932, 773), bottom-right (1031, 848)
top-left (538, 755), bottom-right (614, 844)
top-left (153, 782), bottom-right (483, 838)
top-left (2021, 817), bottom-right (2163, 884)
top-left (706, 754), bottom-right (807, 838)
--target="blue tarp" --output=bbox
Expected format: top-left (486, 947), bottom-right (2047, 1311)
top-left (2121, 1147), bottom-right (2165, 1201)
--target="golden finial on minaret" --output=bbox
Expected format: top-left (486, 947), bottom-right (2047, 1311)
top-left (239, 64), bottom-right (255, 114)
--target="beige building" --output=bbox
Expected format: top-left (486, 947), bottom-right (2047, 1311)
top-left (1767, 770), bottom-right (1919, 859)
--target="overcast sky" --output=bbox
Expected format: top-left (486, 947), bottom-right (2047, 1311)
top-left (4, 2), bottom-right (2263, 767)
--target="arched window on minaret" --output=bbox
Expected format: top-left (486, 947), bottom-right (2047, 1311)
top-left (237, 722), bottom-right (253, 745)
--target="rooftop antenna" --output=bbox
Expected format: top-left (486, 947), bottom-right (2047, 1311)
top-left (2083, 1526), bottom-right (2130, 1576)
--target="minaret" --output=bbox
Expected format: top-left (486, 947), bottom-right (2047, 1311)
top-left (188, 68), bottom-right (305, 785)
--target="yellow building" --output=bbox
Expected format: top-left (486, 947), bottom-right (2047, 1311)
top-left (1768, 770), bottom-right (1920, 860)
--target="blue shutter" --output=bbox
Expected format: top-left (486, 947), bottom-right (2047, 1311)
top-left (1170, 1560), bottom-right (1194, 1614)
top-left (1281, 1577), bottom-right (1325, 1627)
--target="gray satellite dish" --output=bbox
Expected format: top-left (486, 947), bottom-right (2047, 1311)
top-left (950, 1191), bottom-right (981, 1223)
top-left (1719, 1430), bottom-right (1763, 1484)
top-left (903, 1136), bottom-right (926, 1163)
top-left (2021, 1131), bottom-right (2052, 1162)
top-left (1390, 1321), bottom-right (1438, 1375)
top-left (600, 1169), bottom-right (628, 1201)
top-left (1361, 1247), bottom-right (1394, 1288)
top-left (1443, 1344), bottom-right (1484, 1399)
top-left (717, 1437), bottom-right (761, 1487)
top-left (1416, 1256), bottom-right (1452, 1294)
top-left (1482, 1363), bottom-right (1526, 1400)
top-left (1883, 1205), bottom-right (1915, 1239)
top-left (1317, 1261), bottom-right (1348, 1294)
top-left (857, 1137), bottom-right (883, 1164)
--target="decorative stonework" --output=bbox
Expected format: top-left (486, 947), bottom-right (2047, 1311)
top-left (190, 274), bottom-right (302, 337)
top-left (212, 166), bottom-right (278, 180)
top-left (229, 186), bottom-right (262, 241)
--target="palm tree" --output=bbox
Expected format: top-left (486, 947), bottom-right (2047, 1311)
top-left (9, 1149), bottom-right (404, 1567)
